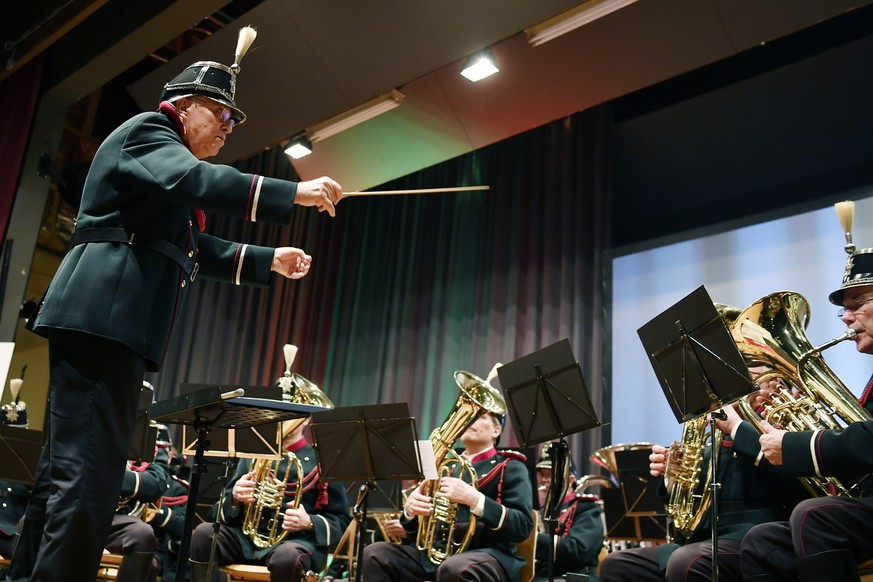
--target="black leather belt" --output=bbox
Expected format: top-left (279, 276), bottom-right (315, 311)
top-left (69, 227), bottom-right (198, 282)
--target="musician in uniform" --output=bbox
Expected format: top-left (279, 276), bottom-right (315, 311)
top-left (104, 424), bottom-right (174, 582)
top-left (599, 390), bottom-right (810, 582)
top-left (362, 411), bottom-right (534, 582)
top-left (149, 455), bottom-right (189, 582)
top-left (7, 27), bottom-right (343, 582)
top-left (188, 418), bottom-right (351, 581)
top-left (740, 233), bottom-right (873, 581)
top-left (533, 443), bottom-right (603, 581)
top-left (0, 482), bottom-right (29, 562)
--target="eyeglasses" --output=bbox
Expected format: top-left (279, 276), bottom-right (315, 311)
top-left (193, 97), bottom-right (235, 128)
top-left (837, 296), bottom-right (873, 318)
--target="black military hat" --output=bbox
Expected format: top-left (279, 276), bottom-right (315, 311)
top-left (829, 249), bottom-right (873, 305)
top-left (535, 442), bottom-right (577, 476)
top-left (159, 26), bottom-right (256, 124)
top-left (829, 200), bottom-right (873, 305)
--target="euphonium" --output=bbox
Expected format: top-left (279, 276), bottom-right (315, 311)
top-left (416, 368), bottom-right (507, 564)
top-left (728, 291), bottom-right (870, 497)
top-left (243, 345), bottom-right (335, 548)
top-left (664, 415), bottom-right (721, 537)
top-left (243, 452), bottom-right (304, 548)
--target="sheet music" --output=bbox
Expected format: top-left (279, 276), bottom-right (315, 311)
top-left (416, 440), bottom-right (438, 480)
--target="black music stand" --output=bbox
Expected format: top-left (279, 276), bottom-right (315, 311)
top-left (637, 285), bottom-right (757, 582)
top-left (310, 403), bottom-right (422, 582)
top-left (0, 425), bottom-right (42, 484)
top-left (601, 448), bottom-right (668, 543)
top-left (498, 338), bottom-right (601, 582)
top-left (150, 384), bottom-right (324, 580)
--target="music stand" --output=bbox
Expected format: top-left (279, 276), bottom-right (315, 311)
top-left (498, 338), bottom-right (601, 582)
top-left (0, 425), bottom-right (42, 484)
top-left (310, 403), bottom-right (422, 582)
top-left (637, 285), bottom-right (757, 582)
top-left (601, 448), bottom-right (668, 542)
top-left (150, 384), bottom-right (324, 580)
top-left (179, 383), bottom-right (285, 459)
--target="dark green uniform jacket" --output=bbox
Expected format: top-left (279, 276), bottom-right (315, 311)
top-left (31, 103), bottom-right (301, 371)
top-left (781, 420), bottom-right (873, 496)
top-left (402, 448), bottom-right (534, 580)
top-left (218, 438), bottom-right (351, 565)
top-left (534, 493), bottom-right (603, 578)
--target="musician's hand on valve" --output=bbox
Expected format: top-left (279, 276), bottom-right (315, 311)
top-left (232, 472), bottom-right (258, 505)
top-left (759, 420), bottom-right (785, 465)
top-left (649, 444), bottom-right (668, 477)
top-left (437, 476), bottom-right (479, 509)
top-left (404, 483), bottom-right (433, 517)
top-left (272, 247), bottom-right (312, 279)
top-left (282, 507), bottom-right (314, 532)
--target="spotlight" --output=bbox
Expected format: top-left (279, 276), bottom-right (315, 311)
top-left (460, 49), bottom-right (499, 82)
top-left (284, 134), bottom-right (312, 159)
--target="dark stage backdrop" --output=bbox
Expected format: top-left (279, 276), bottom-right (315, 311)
top-left (149, 106), bottom-right (611, 474)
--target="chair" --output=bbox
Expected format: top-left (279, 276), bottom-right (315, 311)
top-left (222, 563), bottom-right (323, 582)
top-left (859, 557), bottom-right (873, 581)
top-left (94, 551), bottom-right (123, 580)
top-left (518, 509), bottom-right (540, 582)
top-left (222, 564), bottom-right (271, 581)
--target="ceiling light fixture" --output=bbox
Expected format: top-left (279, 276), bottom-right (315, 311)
top-left (307, 89), bottom-right (405, 143)
top-left (284, 134), bottom-right (312, 159)
top-left (525, 0), bottom-right (639, 46)
top-left (460, 49), bottom-right (499, 82)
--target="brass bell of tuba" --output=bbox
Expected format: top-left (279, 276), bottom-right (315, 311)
top-left (416, 366), bottom-right (507, 564)
top-left (242, 344), bottom-right (335, 548)
top-left (727, 291), bottom-right (868, 496)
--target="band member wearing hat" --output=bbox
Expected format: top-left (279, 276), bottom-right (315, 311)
top-left (740, 206), bottom-right (873, 581)
top-left (188, 418), bottom-right (350, 581)
top-left (534, 443), bottom-right (603, 581)
top-left (599, 391), bottom-right (810, 582)
top-left (7, 27), bottom-right (343, 582)
top-left (362, 411), bottom-right (534, 581)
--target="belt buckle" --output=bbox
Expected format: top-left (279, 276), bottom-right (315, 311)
top-left (190, 262), bottom-right (199, 282)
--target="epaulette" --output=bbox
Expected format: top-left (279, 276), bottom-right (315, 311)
top-left (498, 449), bottom-right (527, 463)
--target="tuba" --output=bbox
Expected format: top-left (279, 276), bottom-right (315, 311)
top-left (727, 291), bottom-right (869, 496)
top-left (416, 367), bottom-right (507, 564)
top-left (242, 344), bottom-right (335, 548)
top-left (664, 416), bottom-right (721, 537)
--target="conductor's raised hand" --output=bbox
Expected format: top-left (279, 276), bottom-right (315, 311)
top-left (295, 176), bottom-right (342, 217)
top-left (272, 247), bottom-right (312, 279)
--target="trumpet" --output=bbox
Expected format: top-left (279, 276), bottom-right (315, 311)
top-left (372, 512), bottom-right (405, 544)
